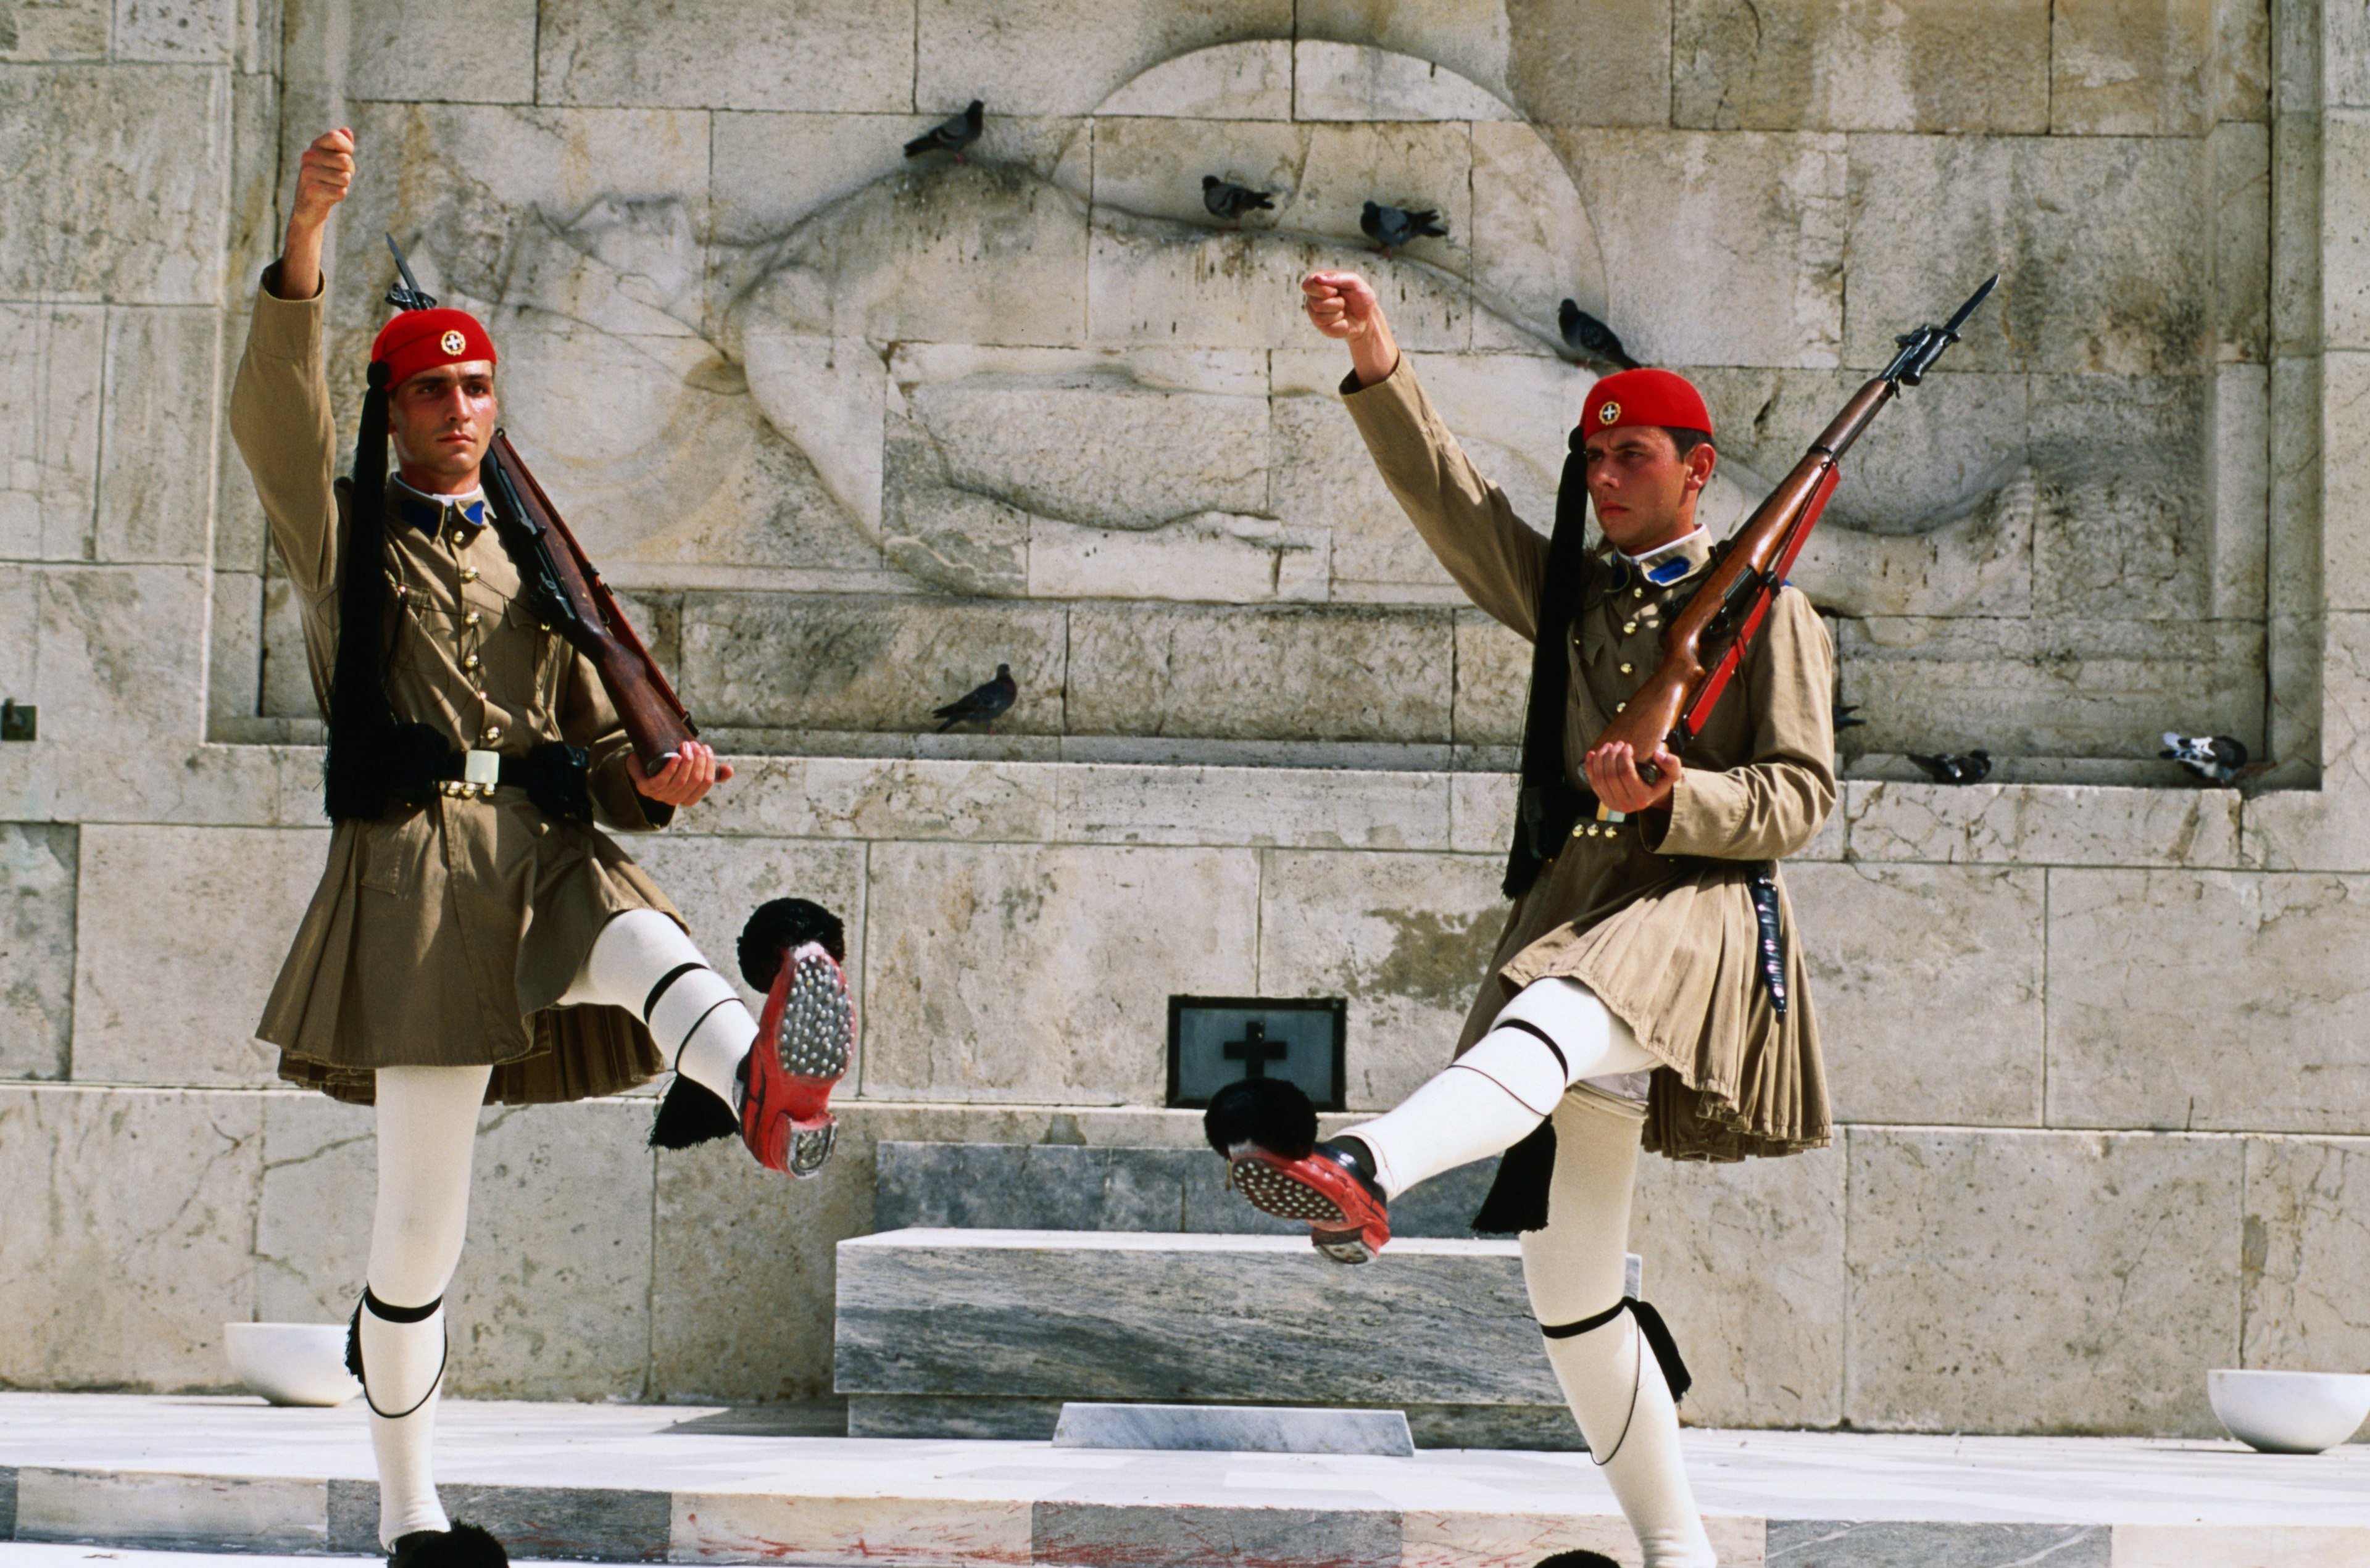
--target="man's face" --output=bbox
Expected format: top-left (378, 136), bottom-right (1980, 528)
top-left (388, 362), bottom-right (497, 489)
top-left (1582, 424), bottom-right (1715, 554)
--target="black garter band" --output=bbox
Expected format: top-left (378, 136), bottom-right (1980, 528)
top-left (347, 1288), bottom-right (449, 1421)
top-left (644, 962), bottom-right (704, 1023)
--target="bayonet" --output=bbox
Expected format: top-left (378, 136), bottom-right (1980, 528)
top-left (1882, 272), bottom-right (1998, 387)
top-left (384, 233), bottom-right (438, 313)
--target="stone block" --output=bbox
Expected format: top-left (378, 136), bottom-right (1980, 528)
top-left (0, 0), bottom-right (108, 59)
top-left (2045, 869), bottom-right (2370, 1134)
top-left (1766, 1520), bottom-right (2109, 1568)
top-left (2031, 375), bottom-right (2214, 620)
top-left (445, 1098), bottom-right (654, 1400)
top-left (678, 592), bottom-right (1068, 734)
top-left (1831, 616), bottom-right (2261, 763)
top-left (1555, 128), bottom-right (1847, 371)
top-left (1844, 135), bottom-right (2210, 378)
top-left (1450, 770), bottom-right (1521, 856)
top-left (0, 65), bottom-right (228, 304)
top-left (0, 1085), bottom-right (264, 1391)
top-left (712, 114), bottom-right (918, 260)
top-left (15, 1469), bottom-right (323, 1552)
top-left (1292, 39), bottom-right (1512, 122)
top-left (1095, 38), bottom-right (1293, 119)
top-left (72, 825), bottom-right (328, 1086)
top-left (254, 1090), bottom-right (373, 1324)
top-left (332, 102), bottom-right (708, 339)
top-left (1672, 0), bottom-right (2052, 133)
top-left (97, 307), bottom-right (218, 566)
top-left (1035, 1503), bottom-right (1399, 1567)
top-left (2215, 122), bottom-right (2272, 366)
top-left (344, 0), bottom-right (534, 104)
top-left (1841, 781), bottom-right (2243, 869)
top-left (861, 842), bottom-right (1259, 1101)
top-left (836, 1228), bottom-right (1565, 1406)
top-left (537, 0), bottom-right (910, 110)
top-left (1065, 603), bottom-right (1455, 743)
top-left (1090, 115), bottom-right (1310, 231)
top-left (2052, 0), bottom-right (2221, 135)
top-left (1789, 862), bottom-right (2045, 1126)
top-left (1632, 1144), bottom-right (1846, 1430)
top-left (2271, 113), bottom-right (2320, 359)
top-left (675, 1488), bottom-right (1033, 1568)
top-left (2268, 353), bottom-right (2321, 627)
top-left (207, 570), bottom-right (260, 727)
top-left (697, 756), bottom-right (1061, 843)
top-left (2242, 1136), bottom-right (2370, 1378)
top-left (1844, 1127), bottom-right (2242, 1436)
top-left (650, 1112), bottom-right (873, 1403)
top-left (110, 0), bottom-right (235, 62)
top-left (2245, 616), bottom-right (2370, 874)
top-left (1052, 763), bottom-right (1451, 850)
top-left (1468, 120), bottom-right (1605, 352)
top-left (917, 0), bottom-right (1294, 117)
top-left (1052, 1402), bottom-right (1416, 1454)
top-left (2213, 363), bottom-right (2271, 620)
top-left (0, 304), bottom-right (102, 562)
top-left (1453, 613), bottom-right (1530, 748)
top-left (0, 823), bottom-right (76, 1081)
top-left (1299, 0), bottom-right (1674, 131)
top-left (2326, 351), bottom-right (2370, 613)
top-left (1255, 849), bottom-right (1510, 1110)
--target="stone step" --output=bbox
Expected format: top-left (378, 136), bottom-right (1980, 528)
top-left (833, 1227), bottom-right (1639, 1449)
top-left (7, 1394), bottom-right (2368, 1568)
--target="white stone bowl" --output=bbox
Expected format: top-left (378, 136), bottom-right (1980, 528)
top-left (223, 1321), bottom-right (362, 1407)
top-left (2208, 1369), bottom-right (2370, 1454)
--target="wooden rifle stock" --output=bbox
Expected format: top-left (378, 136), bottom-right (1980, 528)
top-left (1597, 274), bottom-right (1996, 779)
top-left (480, 431), bottom-right (699, 774)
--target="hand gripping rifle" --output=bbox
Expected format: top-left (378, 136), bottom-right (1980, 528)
top-left (1600, 274), bottom-right (1998, 782)
top-left (385, 236), bottom-right (698, 772)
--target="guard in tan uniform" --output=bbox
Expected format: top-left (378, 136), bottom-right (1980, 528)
top-left (229, 129), bottom-right (854, 1568)
top-left (1208, 272), bottom-right (1837, 1568)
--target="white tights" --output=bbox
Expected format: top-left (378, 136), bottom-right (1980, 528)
top-left (360, 910), bottom-right (755, 1548)
top-left (1341, 981), bottom-right (1713, 1567)
top-left (1341, 977), bottom-right (1657, 1199)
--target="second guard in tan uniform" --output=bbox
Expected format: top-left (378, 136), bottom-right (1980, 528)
top-left (1207, 272), bottom-right (1839, 1568)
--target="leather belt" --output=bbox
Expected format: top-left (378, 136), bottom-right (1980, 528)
top-left (405, 739), bottom-right (592, 822)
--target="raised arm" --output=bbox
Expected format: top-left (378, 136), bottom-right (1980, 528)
top-left (1308, 270), bottom-right (1552, 639)
top-left (227, 128), bottom-right (354, 600)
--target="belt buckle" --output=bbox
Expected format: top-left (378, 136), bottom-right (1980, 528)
top-left (462, 749), bottom-right (501, 789)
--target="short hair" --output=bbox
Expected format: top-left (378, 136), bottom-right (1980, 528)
top-left (1664, 427), bottom-right (1713, 461)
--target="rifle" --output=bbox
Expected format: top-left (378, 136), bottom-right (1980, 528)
top-left (383, 234), bottom-right (698, 772)
top-left (1600, 274), bottom-right (1998, 781)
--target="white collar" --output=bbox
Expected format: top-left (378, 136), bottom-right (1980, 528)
top-left (391, 474), bottom-right (486, 508)
top-left (1621, 526), bottom-right (1713, 586)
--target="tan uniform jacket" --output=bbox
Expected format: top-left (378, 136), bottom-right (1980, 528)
top-left (230, 272), bottom-right (678, 1105)
top-left (1344, 358), bottom-right (1836, 1160)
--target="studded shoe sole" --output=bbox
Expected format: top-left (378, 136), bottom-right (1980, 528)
top-left (743, 941), bottom-right (853, 1178)
top-left (1229, 1148), bottom-right (1391, 1265)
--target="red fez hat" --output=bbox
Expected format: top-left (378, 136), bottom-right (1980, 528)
top-left (369, 308), bottom-right (497, 391)
top-left (1579, 367), bottom-right (1712, 443)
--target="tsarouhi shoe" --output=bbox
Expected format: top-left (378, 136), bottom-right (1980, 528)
top-left (742, 940), bottom-right (853, 1177)
top-left (388, 1521), bottom-right (507, 1568)
top-left (1204, 1077), bottom-right (1391, 1264)
top-left (1533, 1553), bottom-right (1619, 1568)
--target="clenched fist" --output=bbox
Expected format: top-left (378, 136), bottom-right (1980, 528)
top-left (1302, 270), bottom-right (1399, 389)
top-left (275, 127), bottom-right (352, 302)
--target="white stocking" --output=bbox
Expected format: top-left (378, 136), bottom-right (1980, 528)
top-left (364, 1064), bottom-right (490, 1548)
top-left (560, 908), bottom-right (756, 1111)
top-left (1341, 978), bottom-right (1655, 1198)
top-left (1524, 1093), bottom-right (1716, 1568)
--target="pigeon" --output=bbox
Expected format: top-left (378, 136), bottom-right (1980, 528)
top-left (904, 99), bottom-right (984, 160)
top-left (932, 663), bottom-right (1017, 732)
top-left (2161, 732), bottom-right (2250, 784)
top-left (1834, 703), bottom-right (1866, 732)
top-left (1360, 200), bottom-right (1447, 254)
top-left (1906, 749), bottom-right (1992, 785)
top-left (1202, 176), bottom-right (1275, 225)
top-left (1557, 299), bottom-right (1639, 370)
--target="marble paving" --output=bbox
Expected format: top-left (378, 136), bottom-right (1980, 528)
top-left (0, 1394), bottom-right (2364, 1567)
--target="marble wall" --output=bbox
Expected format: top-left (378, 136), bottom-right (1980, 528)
top-left (2, 0), bottom-right (2368, 1442)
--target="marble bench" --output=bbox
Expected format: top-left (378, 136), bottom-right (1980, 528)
top-left (834, 1227), bottom-right (1640, 1450)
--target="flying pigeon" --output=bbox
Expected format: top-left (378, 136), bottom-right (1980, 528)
top-left (1202, 176), bottom-right (1275, 225)
top-left (1906, 749), bottom-right (1991, 786)
top-left (1558, 299), bottom-right (1639, 370)
top-left (904, 100), bottom-right (984, 160)
top-left (1360, 200), bottom-right (1447, 255)
top-left (2161, 732), bottom-right (2250, 784)
top-left (932, 663), bottom-right (1017, 732)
